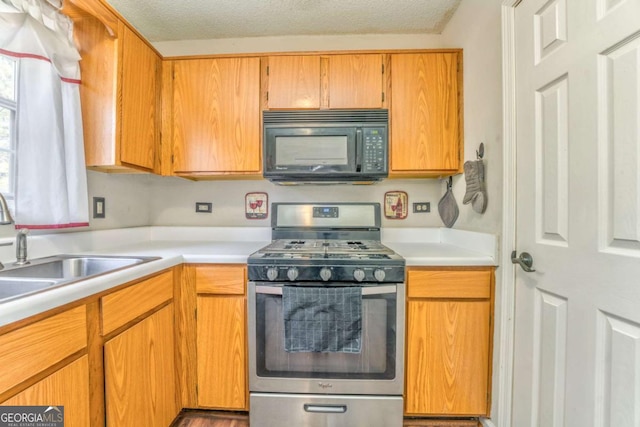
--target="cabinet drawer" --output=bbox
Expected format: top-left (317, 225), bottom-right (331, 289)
top-left (0, 305), bottom-right (87, 394)
top-left (101, 270), bottom-right (173, 335)
top-left (407, 270), bottom-right (491, 299)
top-left (196, 265), bottom-right (246, 295)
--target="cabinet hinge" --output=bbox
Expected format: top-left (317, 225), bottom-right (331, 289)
top-left (171, 154), bottom-right (175, 164)
top-left (382, 64), bottom-right (385, 74)
top-left (266, 92), bottom-right (269, 101)
top-left (382, 92), bottom-right (385, 102)
top-left (266, 66), bottom-right (269, 76)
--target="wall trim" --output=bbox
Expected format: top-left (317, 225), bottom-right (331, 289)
top-left (496, 1), bottom-right (520, 427)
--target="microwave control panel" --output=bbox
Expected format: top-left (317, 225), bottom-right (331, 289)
top-left (361, 127), bottom-right (387, 172)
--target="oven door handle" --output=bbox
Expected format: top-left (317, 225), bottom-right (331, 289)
top-left (254, 285), bottom-right (397, 296)
top-left (304, 404), bottom-right (347, 414)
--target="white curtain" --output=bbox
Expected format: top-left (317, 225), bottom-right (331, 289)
top-left (0, 0), bottom-right (89, 229)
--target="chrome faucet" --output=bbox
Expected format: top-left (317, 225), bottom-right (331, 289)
top-left (15, 228), bottom-right (29, 266)
top-left (0, 192), bottom-right (14, 269)
top-left (0, 192), bottom-right (13, 225)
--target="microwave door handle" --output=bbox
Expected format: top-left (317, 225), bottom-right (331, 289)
top-left (355, 128), bottom-right (363, 172)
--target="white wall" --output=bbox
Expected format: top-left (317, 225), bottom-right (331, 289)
top-left (146, 176), bottom-right (445, 228)
top-left (85, 171), bottom-right (153, 230)
top-left (0, 171), bottom-right (152, 239)
top-left (155, 34), bottom-right (445, 57)
top-left (441, 0), bottom-right (504, 236)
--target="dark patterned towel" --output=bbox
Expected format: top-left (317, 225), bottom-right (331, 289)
top-left (283, 286), bottom-right (362, 353)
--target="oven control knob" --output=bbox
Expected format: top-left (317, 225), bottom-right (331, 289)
top-left (374, 269), bottom-right (386, 282)
top-left (266, 267), bottom-right (279, 281)
top-left (319, 267), bottom-right (332, 281)
top-left (353, 269), bottom-right (366, 282)
top-left (287, 267), bottom-right (299, 281)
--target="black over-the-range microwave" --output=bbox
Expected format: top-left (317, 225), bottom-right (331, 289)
top-left (263, 109), bottom-right (389, 184)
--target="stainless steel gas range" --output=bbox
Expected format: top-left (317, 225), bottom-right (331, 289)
top-left (247, 203), bottom-right (405, 427)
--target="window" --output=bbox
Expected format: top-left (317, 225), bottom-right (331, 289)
top-left (0, 54), bottom-right (17, 201)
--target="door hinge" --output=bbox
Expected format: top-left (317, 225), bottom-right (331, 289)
top-left (171, 154), bottom-right (175, 164)
top-left (266, 92), bottom-right (269, 101)
top-left (266, 65), bottom-right (269, 76)
top-left (382, 92), bottom-right (385, 102)
top-left (381, 64), bottom-right (385, 74)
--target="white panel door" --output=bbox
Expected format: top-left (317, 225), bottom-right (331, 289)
top-left (513, 0), bottom-right (640, 426)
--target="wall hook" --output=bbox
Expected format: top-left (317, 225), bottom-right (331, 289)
top-left (476, 142), bottom-right (485, 160)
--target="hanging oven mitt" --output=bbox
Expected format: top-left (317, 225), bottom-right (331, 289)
top-left (462, 159), bottom-right (488, 214)
top-left (438, 177), bottom-right (459, 228)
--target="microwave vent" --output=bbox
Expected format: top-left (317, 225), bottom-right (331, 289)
top-left (263, 109), bottom-right (388, 124)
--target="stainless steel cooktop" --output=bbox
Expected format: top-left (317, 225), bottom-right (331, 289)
top-left (247, 203), bottom-right (405, 284)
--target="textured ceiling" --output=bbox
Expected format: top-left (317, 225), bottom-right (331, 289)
top-left (105, 0), bottom-right (463, 42)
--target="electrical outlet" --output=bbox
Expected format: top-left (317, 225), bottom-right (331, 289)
top-left (412, 202), bottom-right (430, 213)
top-left (93, 197), bottom-right (105, 219)
top-left (195, 202), bottom-right (212, 213)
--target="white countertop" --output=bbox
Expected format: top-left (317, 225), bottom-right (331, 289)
top-left (0, 226), bottom-right (497, 328)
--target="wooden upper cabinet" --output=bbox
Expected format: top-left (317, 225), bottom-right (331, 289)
top-left (267, 55), bottom-right (321, 109)
top-left (328, 54), bottom-right (384, 109)
top-left (390, 52), bottom-right (462, 176)
top-left (119, 24), bottom-right (160, 170)
top-left (172, 57), bottom-right (261, 175)
top-left (265, 54), bottom-right (384, 110)
top-left (70, 6), bottom-right (160, 173)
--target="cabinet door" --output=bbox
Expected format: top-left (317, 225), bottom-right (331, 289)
top-left (405, 299), bottom-right (490, 415)
top-left (267, 55), bottom-right (321, 109)
top-left (197, 295), bottom-right (247, 410)
top-left (266, 54), bottom-right (383, 109)
top-left (173, 57), bottom-right (261, 174)
top-left (120, 24), bottom-right (159, 170)
top-left (329, 54), bottom-right (384, 109)
top-left (1, 356), bottom-right (91, 427)
top-left (390, 53), bottom-right (460, 174)
top-left (104, 305), bottom-right (178, 427)
top-left (405, 268), bottom-right (493, 417)
top-left (195, 264), bottom-right (247, 410)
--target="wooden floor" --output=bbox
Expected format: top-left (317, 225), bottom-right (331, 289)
top-left (170, 410), bottom-right (480, 427)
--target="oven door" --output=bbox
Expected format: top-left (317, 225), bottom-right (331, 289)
top-left (248, 282), bottom-right (405, 396)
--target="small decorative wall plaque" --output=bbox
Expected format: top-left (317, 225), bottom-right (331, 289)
top-left (384, 191), bottom-right (408, 219)
top-left (245, 192), bottom-right (268, 219)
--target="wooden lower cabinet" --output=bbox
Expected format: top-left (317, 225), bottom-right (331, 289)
top-left (2, 356), bottom-right (91, 427)
top-left (405, 268), bottom-right (494, 417)
top-left (0, 305), bottom-right (89, 427)
top-left (194, 265), bottom-right (247, 410)
top-left (104, 304), bottom-right (178, 427)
